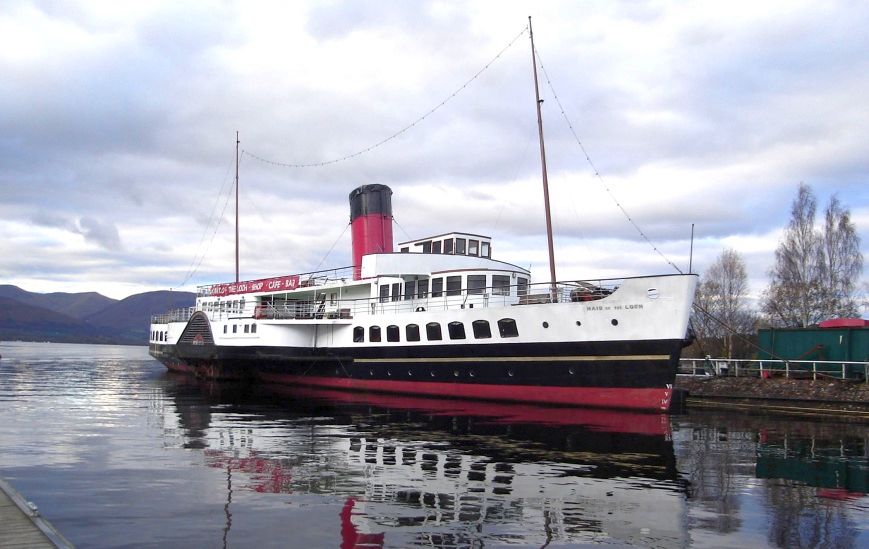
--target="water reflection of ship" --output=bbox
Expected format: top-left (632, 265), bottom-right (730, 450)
top-left (159, 374), bottom-right (688, 547)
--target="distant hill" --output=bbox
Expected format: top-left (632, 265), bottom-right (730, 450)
top-left (0, 285), bottom-right (117, 319)
top-left (86, 290), bottom-right (196, 344)
top-left (0, 286), bottom-right (195, 345)
top-left (0, 296), bottom-right (115, 344)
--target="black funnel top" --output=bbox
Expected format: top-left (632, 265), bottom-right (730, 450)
top-left (349, 184), bottom-right (393, 221)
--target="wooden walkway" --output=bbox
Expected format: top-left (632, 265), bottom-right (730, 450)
top-left (0, 478), bottom-right (74, 548)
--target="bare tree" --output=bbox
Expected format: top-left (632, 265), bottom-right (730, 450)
top-left (820, 195), bottom-right (863, 317)
top-left (694, 249), bottom-right (755, 358)
top-left (762, 184), bottom-right (863, 327)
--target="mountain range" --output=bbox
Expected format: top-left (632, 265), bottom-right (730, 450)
top-left (0, 285), bottom-right (195, 345)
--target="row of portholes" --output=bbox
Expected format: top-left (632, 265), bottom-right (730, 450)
top-left (151, 330), bottom-right (167, 342)
top-left (338, 364), bottom-right (582, 379)
top-left (223, 323), bottom-right (258, 335)
top-left (353, 318), bottom-right (519, 343)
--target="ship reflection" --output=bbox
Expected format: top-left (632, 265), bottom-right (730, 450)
top-left (159, 375), bottom-right (688, 547)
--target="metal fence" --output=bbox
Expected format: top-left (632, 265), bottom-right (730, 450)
top-left (679, 357), bottom-right (869, 383)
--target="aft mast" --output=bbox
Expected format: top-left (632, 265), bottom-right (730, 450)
top-left (528, 17), bottom-right (557, 301)
top-left (235, 131), bottom-right (240, 283)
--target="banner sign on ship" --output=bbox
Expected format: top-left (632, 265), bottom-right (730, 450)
top-left (209, 275), bottom-right (300, 297)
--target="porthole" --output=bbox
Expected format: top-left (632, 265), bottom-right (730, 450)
top-left (507, 369), bottom-right (514, 377)
top-left (408, 370), bottom-right (413, 377)
top-left (569, 367), bottom-right (575, 375)
top-left (611, 319), bottom-right (619, 326)
top-left (369, 369), bottom-right (374, 376)
top-left (387, 370), bottom-right (392, 376)
top-left (430, 371), bottom-right (436, 377)
top-left (469, 371), bottom-right (476, 378)
top-left (542, 321), bottom-right (549, 328)
top-left (575, 321), bottom-right (581, 327)
top-left (453, 370), bottom-right (460, 377)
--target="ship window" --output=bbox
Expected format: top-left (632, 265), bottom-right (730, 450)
top-left (492, 275), bottom-right (511, 296)
top-left (448, 321), bottom-right (466, 340)
top-left (417, 279), bottom-right (429, 298)
top-left (404, 280), bottom-right (416, 300)
top-left (353, 326), bottom-right (364, 343)
top-left (232, 325), bottom-right (237, 334)
top-left (387, 325), bottom-right (400, 342)
top-left (432, 240), bottom-right (441, 254)
top-left (330, 293), bottom-right (337, 305)
top-left (422, 241), bottom-right (432, 254)
top-left (406, 324), bottom-right (420, 342)
top-left (426, 322), bottom-right (442, 341)
top-left (431, 277), bottom-right (443, 297)
top-left (455, 238), bottom-right (466, 255)
top-left (391, 283), bottom-right (401, 301)
top-left (473, 320), bottom-right (492, 339)
top-left (443, 239), bottom-right (454, 254)
top-left (401, 247), bottom-right (409, 253)
top-left (244, 324), bottom-right (249, 333)
top-left (369, 326), bottom-right (381, 342)
top-left (481, 242), bottom-right (490, 257)
top-left (223, 325), bottom-right (227, 334)
top-left (517, 277), bottom-right (529, 297)
top-left (467, 275), bottom-right (486, 295)
top-left (468, 239), bottom-right (479, 256)
top-left (251, 324), bottom-right (257, 334)
top-left (446, 276), bottom-right (462, 296)
top-left (498, 318), bottom-right (519, 338)
top-left (379, 284), bottom-right (390, 303)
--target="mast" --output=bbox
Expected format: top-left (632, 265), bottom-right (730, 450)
top-left (529, 17), bottom-right (557, 301)
top-left (235, 131), bottom-right (239, 283)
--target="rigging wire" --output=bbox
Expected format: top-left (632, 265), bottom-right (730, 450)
top-left (392, 216), bottom-right (413, 243)
top-left (178, 151), bottom-right (237, 288)
top-left (533, 50), bottom-right (684, 275)
top-left (313, 221), bottom-right (351, 272)
top-left (178, 154), bottom-right (243, 288)
top-left (244, 25), bottom-right (529, 169)
top-left (691, 302), bottom-right (789, 362)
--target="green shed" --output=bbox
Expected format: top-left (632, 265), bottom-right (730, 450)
top-left (757, 319), bottom-right (869, 379)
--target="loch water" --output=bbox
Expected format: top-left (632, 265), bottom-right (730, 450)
top-left (0, 341), bottom-right (866, 548)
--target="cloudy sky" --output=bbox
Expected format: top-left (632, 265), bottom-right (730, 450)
top-left (1, 0), bottom-right (867, 309)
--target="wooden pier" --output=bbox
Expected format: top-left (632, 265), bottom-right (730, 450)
top-left (0, 478), bottom-right (73, 548)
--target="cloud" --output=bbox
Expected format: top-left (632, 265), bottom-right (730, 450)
top-left (30, 211), bottom-right (122, 251)
top-left (0, 0), bottom-right (867, 304)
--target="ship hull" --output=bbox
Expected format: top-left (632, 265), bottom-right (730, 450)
top-left (150, 337), bottom-right (683, 411)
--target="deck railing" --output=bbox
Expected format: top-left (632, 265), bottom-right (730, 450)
top-left (678, 357), bottom-right (869, 383)
top-left (151, 307), bottom-right (196, 324)
top-left (154, 279), bottom-right (623, 324)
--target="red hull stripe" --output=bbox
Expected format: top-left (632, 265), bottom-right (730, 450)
top-left (256, 373), bottom-right (673, 411)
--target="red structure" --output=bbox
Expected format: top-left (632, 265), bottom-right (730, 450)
top-left (349, 185), bottom-right (393, 280)
top-left (818, 318), bottom-right (869, 328)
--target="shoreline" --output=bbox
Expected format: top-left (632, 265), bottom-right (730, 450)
top-left (676, 375), bottom-right (869, 419)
